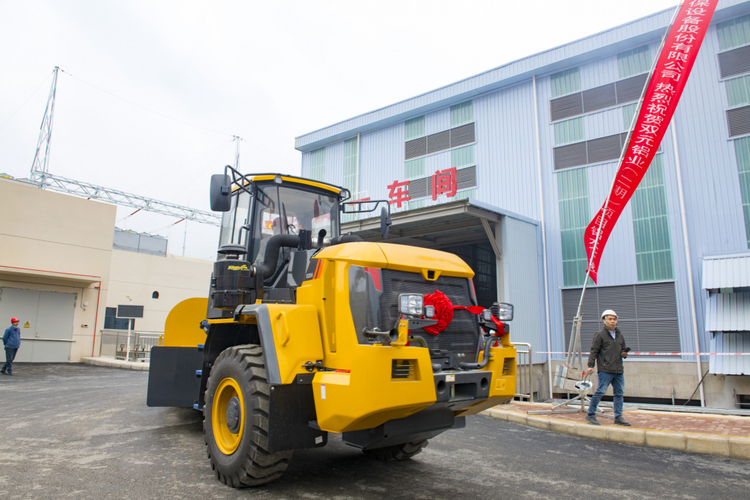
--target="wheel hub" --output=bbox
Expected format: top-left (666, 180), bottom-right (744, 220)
top-left (226, 396), bottom-right (241, 433)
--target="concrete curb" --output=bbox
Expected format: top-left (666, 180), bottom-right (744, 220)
top-left (482, 407), bottom-right (750, 460)
top-left (80, 357), bottom-right (149, 371)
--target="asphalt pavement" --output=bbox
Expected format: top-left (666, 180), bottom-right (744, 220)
top-left (1, 363), bottom-right (749, 500)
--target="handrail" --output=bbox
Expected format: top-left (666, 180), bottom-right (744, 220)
top-left (512, 342), bottom-right (533, 403)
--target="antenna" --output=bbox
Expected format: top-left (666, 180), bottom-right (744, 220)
top-left (30, 66), bottom-right (59, 186)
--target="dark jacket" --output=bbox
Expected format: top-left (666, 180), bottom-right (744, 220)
top-left (588, 327), bottom-right (627, 374)
top-left (3, 326), bottom-right (21, 349)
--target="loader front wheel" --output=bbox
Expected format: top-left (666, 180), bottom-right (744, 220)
top-left (203, 344), bottom-right (293, 487)
top-left (362, 440), bottom-right (429, 461)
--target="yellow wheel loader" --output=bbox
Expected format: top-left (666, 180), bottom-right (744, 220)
top-left (147, 167), bottom-right (517, 487)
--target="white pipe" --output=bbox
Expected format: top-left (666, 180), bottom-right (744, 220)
top-left (533, 74), bottom-right (554, 399)
top-left (671, 123), bottom-right (705, 407)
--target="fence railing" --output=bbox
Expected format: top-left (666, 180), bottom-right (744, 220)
top-left (98, 329), bottom-right (163, 362)
top-left (513, 342), bottom-right (534, 402)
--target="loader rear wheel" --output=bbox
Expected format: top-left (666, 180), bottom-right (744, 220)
top-left (203, 344), bottom-right (293, 487)
top-left (362, 440), bottom-right (429, 461)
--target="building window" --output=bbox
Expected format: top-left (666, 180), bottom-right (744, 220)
top-left (405, 158), bottom-right (425, 181)
top-left (717, 14), bottom-right (750, 51)
top-left (343, 138), bottom-right (358, 194)
top-left (554, 117), bottom-right (585, 146)
top-left (622, 103), bottom-right (638, 131)
top-left (152, 291), bottom-right (159, 299)
top-left (104, 307), bottom-right (133, 330)
top-left (310, 148), bottom-right (325, 182)
top-left (405, 116), bottom-right (425, 141)
top-left (551, 68), bottom-right (581, 98)
top-left (450, 101), bottom-right (473, 128)
top-left (617, 45), bottom-right (652, 79)
top-left (726, 75), bottom-right (750, 107)
top-left (733, 136), bottom-right (750, 247)
top-left (451, 144), bottom-right (475, 169)
top-left (632, 154), bottom-right (674, 281)
top-left (558, 168), bottom-right (590, 287)
top-left (561, 282), bottom-right (680, 354)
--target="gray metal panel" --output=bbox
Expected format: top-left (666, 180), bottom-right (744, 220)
top-left (727, 104), bottom-right (750, 137)
top-left (586, 134), bottom-right (622, 164)
top-left (113, 229), bottom-right (140, 252)
top-left (706, 292), bottom-right (750, 331)
top-left (553, 142), bottom-right (587, 169)
top-left (702, 253), bottom-right (750, 288)
top-left (718, 44), bottom-right (750, 78)
top-left (502, 217), bottom-right (544, 364)
top-left (405, 137), bottom-right (427, 160)
top-left (615, 73), bottom-right (649, 104)
top-left (709, 331), bottom-right (750, 375)
top-left (426, 130), bottom-right (450, 154)
top-left (582, 83), bottom-right (617, 113)
top-left (137, 233), bottom-right (167, 256)
top-left (550, 92), bottom-right (583, 122)
top-left (410, 177), bottom-right (429, 199)
top-left (450, 123), bottom-right (475, 148)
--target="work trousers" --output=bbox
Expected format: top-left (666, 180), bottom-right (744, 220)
top-left (2, 347), bottom-right (18, 373)
top-left (587, 371), bottom-right (624, 418)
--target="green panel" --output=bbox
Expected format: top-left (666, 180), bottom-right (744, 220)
top-left (450, 101), bottom-right (474, 127)
top-left (405, 116), bottom-right (425, 141)
top-left (409, 199), bottom-right (426, 210)
top-left (554, 117), bottom-right (585, 146)
top-left (717, 14), bottom-right (750, 51)
top-left (726, 75), bottom-right (750, 107)
top-left (617, 45), bottom-right (652, 79)
top-left (733, 137), bottom-right (750, 247)
top-left (631, 154), bottom-right (674, 281)
top-left (451, 145), bottom-right (475, 168)
top-left (404, 158), bottom-right (425, 181)
top-left (453, 189), bottom-right (476, 201)
top-left (551, 68), bottom-right (581, 98)
top-left (622, 103), bottom-right (638, 131)
top-left (343, 138), bottom-right (358, 194)
top-left (557, 168), bottom-right (590, 287)
top-left (310, 148), bottom-right (325, 182)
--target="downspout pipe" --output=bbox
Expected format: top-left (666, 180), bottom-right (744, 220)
top-left (533, 74), bottom-right (554, 399)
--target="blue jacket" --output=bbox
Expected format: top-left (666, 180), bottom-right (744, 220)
top-left (3, 326), bottom-right (21, 349)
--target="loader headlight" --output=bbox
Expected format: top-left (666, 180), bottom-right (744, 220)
top-left (424, 305), bottom-right (435, 319)
top-left (491, 302), bottom-right (514, 321)
top-left (398, 294), bottom-right (424, 316)
top-left (481, 309), bottom-right (492, 322)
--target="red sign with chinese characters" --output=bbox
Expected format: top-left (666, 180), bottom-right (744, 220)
top-left (584, 0), bottom-right (718, 284)
top-left (387, 179), bottom-right (411, 208)
top-left (432, 167), bottom-right (457, 200)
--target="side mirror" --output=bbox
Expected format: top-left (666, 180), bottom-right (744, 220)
top-left (210, 174), bottom-right (232, 212)
top-left (380, 206), bottom-right (392, 240)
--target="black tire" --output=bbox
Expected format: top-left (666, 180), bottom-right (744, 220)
top-left (203, 344), bottom-right (293, 487)
top-left (362, 440), bottom-right (429, 461)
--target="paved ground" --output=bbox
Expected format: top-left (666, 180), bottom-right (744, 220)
top-left (1, 363), bottom-right (750, 499)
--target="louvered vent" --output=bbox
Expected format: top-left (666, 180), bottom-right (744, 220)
top-left (615, 73), bottom-right (648, 104)
top-left (550, 93), bottom-right (584, 122)
top-left (405, 137), bottom-right (427, 160)
top-left (727, 105), bottom-right (750, 137)
top-left (409, 177), bottom-right (428, 198)
top-left (583, 84), bottom-right (617, 113)
top-left (450, 123), bottom-right (475, 147)
top-left (553, 142), bottom-right (587, 170)
top-left (502, 358), bottom-right (514, 376)
top-left (587, 134), bottom-right (622, 164)
top-left (457, 166), bottom-right (477, 190)
top-left (392, 359), bottom-right (416, 380)
top-left (719, 45), bottom-right (750, 79)
top-left (427, 130), bottom-right (450, 154)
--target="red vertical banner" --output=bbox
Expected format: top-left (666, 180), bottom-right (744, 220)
top-left (584, 0), bottom-right (719, 284)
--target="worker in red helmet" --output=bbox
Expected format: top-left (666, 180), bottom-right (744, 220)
top-left (2, 317), bottom-right (21, 375)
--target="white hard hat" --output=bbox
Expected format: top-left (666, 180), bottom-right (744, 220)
top-left (601, 309), bottom-right (618, 319)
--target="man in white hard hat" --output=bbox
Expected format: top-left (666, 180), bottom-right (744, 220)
top-left (584, 310), bottom-right (631, 426)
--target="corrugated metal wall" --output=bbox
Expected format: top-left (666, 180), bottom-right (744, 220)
top-left (710, 332), bottom-right (750, 374)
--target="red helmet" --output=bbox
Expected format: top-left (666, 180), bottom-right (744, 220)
top-left (11, 317), bottom-right (19, 323)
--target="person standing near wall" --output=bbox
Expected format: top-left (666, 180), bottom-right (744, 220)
top-left (2, 317), bottom-right (21, 376)
top-left (584, 310), bottom-right (630, 426)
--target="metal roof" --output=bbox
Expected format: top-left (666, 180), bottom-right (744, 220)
top-left (341, 199), bottom-right (537, 250)
top-left (295, 0), bottom-right (750, 152)
top-left (702, 253), bottom-right (750, 289)
top-left (705, 291), bottom-right (750, 332)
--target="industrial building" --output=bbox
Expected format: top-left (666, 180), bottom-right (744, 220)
top-left (295, 0), bottom-right (750, 408)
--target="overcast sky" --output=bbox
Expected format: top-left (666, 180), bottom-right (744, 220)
top-left (0, 0), bottom-right (679, 260)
